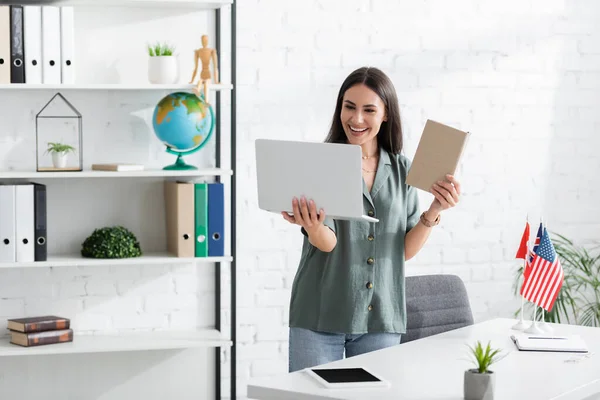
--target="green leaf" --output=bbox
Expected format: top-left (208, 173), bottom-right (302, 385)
top-left (81, 226), bottom-right (142, 259)
top-left (147, 41), bottom-right (175, 56)
top-left (466, 340), bottom-right (504, 374)
top-left (45, 142), bottom-right (76, 155)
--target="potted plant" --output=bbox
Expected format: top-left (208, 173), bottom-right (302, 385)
top-left (45, 142), bottom-right (75, 169)
top-left (147, 41), bottom-right (178, 84)
top-left (464, 340), bottom-right (503, 400)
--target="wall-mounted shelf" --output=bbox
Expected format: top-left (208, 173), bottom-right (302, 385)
top-left (0, 83), bottom-right (233, 91)
top-left (25, 0), bottom-right (233, 10)
top-left (0, 168), bottom-right (232, 180)
top-left (0, 328), bottom-right (231, 357)
top-left (0, 253), bottom-right (233, 269)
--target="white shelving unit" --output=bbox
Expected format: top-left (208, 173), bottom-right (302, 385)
top-left (0, 83), bottom-right (234, 91)
top-left (0, 329), bottom-right (232, 357)
top-left (0, 168), bottom-right (232, 179)
top-left (0, 253), bottom-right (233, 269)
top-left (44, 0), bottom-right (233, 9)
top-left (0, 1), bottom-right (237, 399)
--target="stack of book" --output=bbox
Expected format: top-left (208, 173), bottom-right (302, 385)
top-left (7, 315), bottom-right (73, 347)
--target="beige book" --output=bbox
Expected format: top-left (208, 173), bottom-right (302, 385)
top-left (406, 119), bottom-right (470, 192)
top-left (91, 163), bottom-right (145, 172)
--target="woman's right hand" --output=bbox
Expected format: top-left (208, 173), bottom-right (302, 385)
top-left (281, 196), bottom-right (326, 235)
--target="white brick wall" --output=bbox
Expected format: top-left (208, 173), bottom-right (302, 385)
top-left (0, 0), bottom-right (598, 398)
top-left (235, 0), bottom-right (600, 398)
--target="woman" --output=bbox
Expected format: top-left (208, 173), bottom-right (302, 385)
top-left (281, 67), bottom-right (461, 373)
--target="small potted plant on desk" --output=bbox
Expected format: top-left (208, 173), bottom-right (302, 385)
top-left (464, 341), bottom-right (504, 400)
top-left (46, 142), bottom-right (75, 169)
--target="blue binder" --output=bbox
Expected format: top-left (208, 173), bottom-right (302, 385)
top-left (207, 182), bottom-right (224, 256)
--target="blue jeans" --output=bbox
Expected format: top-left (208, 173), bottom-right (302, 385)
top-left (288, 327), bottom-right (401, 373)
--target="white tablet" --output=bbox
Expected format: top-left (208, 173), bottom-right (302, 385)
top-left (304, 367), bottom-right (390, 389)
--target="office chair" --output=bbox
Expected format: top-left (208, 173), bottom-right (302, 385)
top-left (401, 274), bottom-right (474, 343)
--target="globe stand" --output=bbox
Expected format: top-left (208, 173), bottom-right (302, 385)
top-left (152, 91), bottom-right (216, 172)
top-left (163, 152), bottom-right (198, 171)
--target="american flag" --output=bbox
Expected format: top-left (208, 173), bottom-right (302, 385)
top-left (521, 228), bottom-right (564, 311)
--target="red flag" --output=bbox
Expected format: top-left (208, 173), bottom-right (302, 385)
top-left (521, 228), bottom-right (564, 311)
top-left (515, 222), bottom-right (530, 259)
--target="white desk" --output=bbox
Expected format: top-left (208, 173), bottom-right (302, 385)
top-left (247, 318), bottom-right (600, 400)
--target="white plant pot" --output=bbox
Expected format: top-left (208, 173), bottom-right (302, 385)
top-left (464, 369), bottom-right (495, 400)
top-left (52, 152), bottom-right (68, 169)
top-left (148, 56), bottom-right (178, 84)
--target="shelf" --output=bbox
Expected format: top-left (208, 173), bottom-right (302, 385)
top-left (0, 83), bottom-right (233, 91)
top-left (0, 168), bottom-right (233, 180)
top-left (0, 0), bottom-right (233, 10)
top-left (0, 329), bottom-right (231, 357)
top-left (0, 253), bottom-right (233, 269)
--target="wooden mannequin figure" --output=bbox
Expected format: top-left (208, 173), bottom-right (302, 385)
top-left (189, 34), bottom-right (219, 103)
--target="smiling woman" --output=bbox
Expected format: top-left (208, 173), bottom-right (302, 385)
top-left (340, 85), bottom-right (388, 190)
top-left (281, 66), bottom-right (464, 373)
top-left (324, 68), bottom-right (403, 193)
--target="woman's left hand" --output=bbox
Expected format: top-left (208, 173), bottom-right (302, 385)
top-left (428, 174), bottom-right (461, 216)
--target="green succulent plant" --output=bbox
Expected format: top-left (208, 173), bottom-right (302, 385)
top-left (147, 42), bottom-right (175, 56)
top-left (466, 341), bottom-right (504, 374)
top-left (46, 142), bottom-right (75, 154)
top-left (81, 226), bottom-right (142, 259)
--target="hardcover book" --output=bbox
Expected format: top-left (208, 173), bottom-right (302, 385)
top-left (91, 163), bottom-right (145, 172)
top-left (7, 315), bottom-right (70, 333)
top-left (406, 119), bottom-right (470, 192)
top-left (10, 328), bottom-right (73, 347)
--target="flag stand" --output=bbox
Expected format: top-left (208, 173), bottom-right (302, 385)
top-left (519, 216), bottom-right (563, 335)
top-left (539, 309), bottom-right (553, 332)
top-left (512, 233), bottom-right (530, 331)
top-left (512, 294), bottom-right (528, 330)
top-left (525, 306), bottom-right (544, 334)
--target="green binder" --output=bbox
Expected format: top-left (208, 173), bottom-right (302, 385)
top-left (194, 182), bottom-right (208, 257)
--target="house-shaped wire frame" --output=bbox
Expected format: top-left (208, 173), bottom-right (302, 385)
top-left (36, 92), bottom-right (83, 172)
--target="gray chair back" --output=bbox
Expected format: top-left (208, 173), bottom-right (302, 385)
top-left (401, 274), bottom-right (474, 343)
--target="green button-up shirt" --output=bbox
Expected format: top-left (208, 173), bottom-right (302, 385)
top-left (289, 148), bottom-right (420, 334)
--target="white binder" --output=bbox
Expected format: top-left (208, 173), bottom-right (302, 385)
top-left (41, 5), bottom-right (61, 84)
top-left (0, 6), bottom-right (10, 84)
top-left (24, 6), bottom-right (43, 84)
top-left (60, 6), bottom-right (75, 84)
top-left (15, 184), bottom-right (34, 262)
top-left (0, 185), bottom-right (16, 263)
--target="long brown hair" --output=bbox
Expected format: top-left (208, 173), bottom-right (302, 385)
top-left (324, 67), bottom-right (403, 154)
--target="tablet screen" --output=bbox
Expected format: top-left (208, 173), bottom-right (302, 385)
top-left (311, 368), bottom-right (381, 383)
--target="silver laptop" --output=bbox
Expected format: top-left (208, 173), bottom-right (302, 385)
top-left (255, 139), bottom-right (378, 223)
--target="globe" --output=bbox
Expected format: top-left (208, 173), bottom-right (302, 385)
top-left (152, 91), bottom-right (215, 170)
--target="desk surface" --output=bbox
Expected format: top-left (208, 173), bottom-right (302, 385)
top-left (247, 318), bottom-right (600, 400)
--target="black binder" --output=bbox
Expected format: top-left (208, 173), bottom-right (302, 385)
top-left (32, 183), bottom-right (46, 261)
top-left (9, 5), bottom-right (24, 84)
